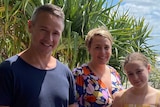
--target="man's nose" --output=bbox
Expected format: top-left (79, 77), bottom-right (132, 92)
top-left (48, 33), bottom-right (53, 41)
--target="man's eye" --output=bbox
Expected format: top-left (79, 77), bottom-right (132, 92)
top-left (41, 29), bottom-right (47, 32)
top-left (137, 70), bottom-right (142, 74)
top-left (105, 47), bottom-right (109, 50)
top-left (53, 32), bottom-right (58, 35)
top-left (52, 32), bottom-right (60, 37)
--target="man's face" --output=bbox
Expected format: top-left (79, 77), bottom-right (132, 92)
top-left (28, 11), bottom-right (64, 55)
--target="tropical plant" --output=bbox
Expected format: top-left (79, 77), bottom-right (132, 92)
top-left (0, 0), bottom-right (157, 85)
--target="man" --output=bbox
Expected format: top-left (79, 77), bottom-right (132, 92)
top-left (0, 4), bottom-right (76, 107)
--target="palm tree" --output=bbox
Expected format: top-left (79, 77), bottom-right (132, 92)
top-left (0, 0), bottom-right (157, 84)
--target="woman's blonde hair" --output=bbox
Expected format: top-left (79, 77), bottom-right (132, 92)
top-left (85, 26), bottom-right (113, 48)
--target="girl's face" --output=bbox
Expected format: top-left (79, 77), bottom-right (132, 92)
top-left (88, 35), bottom-right (112, 65)
top-left (124, 60), bottom-right (150, 88)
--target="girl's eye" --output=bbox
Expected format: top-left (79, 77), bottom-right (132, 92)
top-left (95, 47), bottom-right (100, 49)
top-left (126, 72), bottom-right (133, 76)
top-left (128, 73), bottom-right (133, 76)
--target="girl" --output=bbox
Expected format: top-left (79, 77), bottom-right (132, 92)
top-left (112, 52), bottom-right (160, 107)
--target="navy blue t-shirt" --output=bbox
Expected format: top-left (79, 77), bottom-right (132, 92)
top-left (0, 55), bottom-right (76, 107)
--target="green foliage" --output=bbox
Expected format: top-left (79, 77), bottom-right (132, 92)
top-left (0, 0), bottom-right (158, 85)
top-left (149, 68), bottom-right (160, 89)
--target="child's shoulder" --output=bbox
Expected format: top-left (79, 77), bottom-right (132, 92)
top-left (149, 86), bottom-right (160, 94)
top-left (112, 89), bottom-right (127, 107)
top-left (114, 89), bottom-right (127, 99)
top-left (150, 87), bottom-right (160, 106)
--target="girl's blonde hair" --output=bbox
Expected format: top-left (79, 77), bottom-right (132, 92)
top-left (123, 52), bottom-right (149, 68)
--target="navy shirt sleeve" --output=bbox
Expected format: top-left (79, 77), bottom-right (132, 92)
top-left (0, 60), bottom-right (13, 106)
top-left (67, 69), bottom-right (77, 105)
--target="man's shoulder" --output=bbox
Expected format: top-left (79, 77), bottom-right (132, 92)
top-left (56, 60), bottom-right (69, 69)
top-left (0, 55), bottom-right (19, 67)
top-left (5, 55), bottom-right (19, 63)
top-left (56, 59), bottom-right (72, 73)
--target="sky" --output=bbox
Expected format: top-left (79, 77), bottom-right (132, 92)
top-left (111, 0), bottom-right (160, 54)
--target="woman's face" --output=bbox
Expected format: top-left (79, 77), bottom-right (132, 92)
top-left (88, 35), bottom-right (112, 65)
top-left (124, 60), bottom-right (150, 88)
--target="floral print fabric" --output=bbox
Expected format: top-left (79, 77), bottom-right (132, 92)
top-left (72, 64), bottom-right (123, 107)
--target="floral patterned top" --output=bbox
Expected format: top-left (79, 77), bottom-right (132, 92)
top-left (72, 64), bottom-right (123, 107)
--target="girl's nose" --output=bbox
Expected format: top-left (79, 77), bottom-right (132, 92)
top-left (133, 74), bottom-right (139, 80)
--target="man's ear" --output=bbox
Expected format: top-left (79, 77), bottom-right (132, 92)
top-left (147, 64), bottom-right (151, 73)
top-left (28, 20), bottom-right (32, 33)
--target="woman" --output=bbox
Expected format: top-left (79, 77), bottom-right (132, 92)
top-left (72, 27), bottom-right (123, 107)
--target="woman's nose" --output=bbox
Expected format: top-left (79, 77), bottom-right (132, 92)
top-left (100, 48), bottom-right (105, 54)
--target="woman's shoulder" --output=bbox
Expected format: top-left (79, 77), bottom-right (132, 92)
top-left (72, 63), bottom-right (89, 76)
top-left (108, 65), bottom-right (119, 75)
